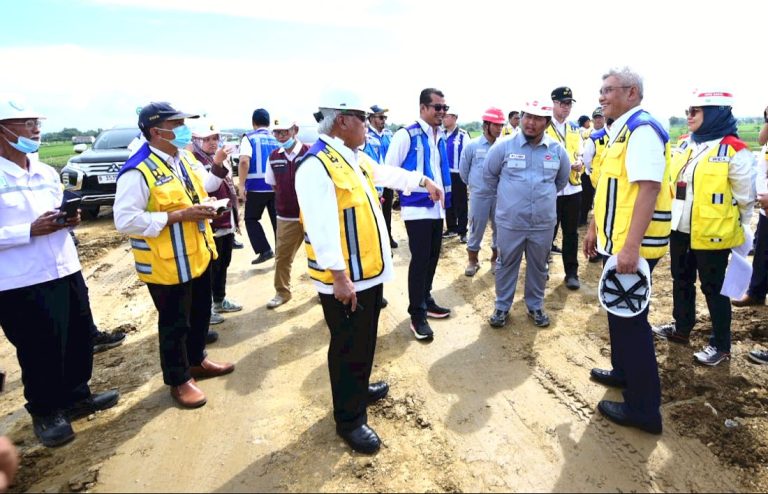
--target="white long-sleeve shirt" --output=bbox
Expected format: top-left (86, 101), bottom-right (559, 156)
top-left (114, 145), bottom-right (222, 237)
top-left (0, 156), bottom-right (81, 291)
top-left (295, 134), bottom-right (423, 294)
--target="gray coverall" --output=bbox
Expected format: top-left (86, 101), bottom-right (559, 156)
top-left (459, 135), bottom-right (497, 253)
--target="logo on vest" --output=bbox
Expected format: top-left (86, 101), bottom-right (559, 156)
top-left (155, 176), bottom-right (174, 186)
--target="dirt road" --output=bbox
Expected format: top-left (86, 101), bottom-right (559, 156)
top-left (2, 209), bottom-right (767, 492)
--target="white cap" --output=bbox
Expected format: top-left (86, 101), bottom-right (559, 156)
top-left (598, 256), bottom-right (652, 318)
top-left (319, 89), bottom-right (368, 113)
top-left (190, 118), bottom-right (220, 138)
top-left (272, 117), bottom-right (297, 130)
top-left (0, 96), bottom-right (45, 121)
top-left (690, 89), bottom-right (734, 107)
top-left (521, 98), bottom-right (553, 118)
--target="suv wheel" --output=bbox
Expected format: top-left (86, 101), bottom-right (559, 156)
top-left (81, 205), bottom-right (100, 220)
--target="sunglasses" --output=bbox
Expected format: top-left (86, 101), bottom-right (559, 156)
top-left (426, 104), bottom-right (450, 112)
top-left (685, 107), bottom-right (701, 117)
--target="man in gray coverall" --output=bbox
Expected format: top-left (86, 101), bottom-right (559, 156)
top-left (481, 98), bottom-right (571, 328)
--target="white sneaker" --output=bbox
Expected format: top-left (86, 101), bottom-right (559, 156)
top-left (210, 310), bottom-right (225, 325)
top-left (266, 294), bottom-right (289, 309)
top-left (694, 345), bottom-right (730, 366)
top-left (213, 298), bottom-right (242, 313)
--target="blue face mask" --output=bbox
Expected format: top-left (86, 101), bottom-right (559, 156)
top-left (279, 137), bottom-right (295, 150)
top-left (1, 125), bottom-right (40, 154)
top-left (159, 124), bottom-right (192, 149)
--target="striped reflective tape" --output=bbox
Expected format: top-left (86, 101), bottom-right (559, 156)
top-left (170, 223), bottom-right (192, 283)
top-left (652, 210), bottom-right (672, 222)
top-left (343, 207), bottom-right (363, 281)
top-left (135, 262), bottom-right (152, 274)
top-left (641, 236), bottom-right (670, 247)
top-left (130, 238), bottom-right (151, 251)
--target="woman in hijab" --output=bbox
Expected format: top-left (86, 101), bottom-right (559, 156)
top-left (652, 90), bottom-right (756, 366)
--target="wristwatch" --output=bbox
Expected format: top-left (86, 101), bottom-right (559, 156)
top-left (419, 176), bottom-right (427, 187)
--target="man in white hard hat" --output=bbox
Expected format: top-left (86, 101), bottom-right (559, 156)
top-left (481, 99), bottom-right (571, 329)
top-left (0, 97), bottom-right (119, 447)
top-left (264, 117), bottom-right (310, 309)
top-left (295, 93), bottom-right (442, 454)
top-left (385, 88), bottom-right (453, 341)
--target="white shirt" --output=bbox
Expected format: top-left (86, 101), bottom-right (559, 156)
top-left (552, 118), bottom-right (584, 197)
top-left (295, 134), bottom-right (422, 295)
top-left (385, 118), bottom-right (445, 221)
top-left (608, 106), bottom-right (666, 183)
top-left (0, 156), bottom-right (81, 291)
top-left (672, 138), bottom-right (756, 233)
top-left (265, 140), bottom-right (303, 222)
top-left (759, 145), bottom-right (768, 217)
top-left (113, 145), bottom-right (222, 238)
top-left (582, 126), bottom-right (607, 173)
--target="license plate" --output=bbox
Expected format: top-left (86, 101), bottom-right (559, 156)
top-left (98, 174), bottom-right (117, 184)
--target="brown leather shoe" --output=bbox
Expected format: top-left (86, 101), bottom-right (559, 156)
top-left (190, 358), bottom-right (235, 380)
top-left (732, 294), bottom-right (765, 307)
top-left (170, 379), bottom-right (207, 408)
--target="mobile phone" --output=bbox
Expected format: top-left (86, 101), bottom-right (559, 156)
top-left (56, 196), bottom-right (82, 224)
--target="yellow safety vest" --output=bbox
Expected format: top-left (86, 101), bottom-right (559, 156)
top-left (668, 136), bottom-right (747, 250)
top-left (128, 150), bottom-right (217, 285)
top-left (546, 120), bottom-right (582, 186)
top-left (301, 142), bottom-right (385, 285)
top-left (501, 125), bottom-right (518, 137)
top-left (589, 129), bottom-right (610, 188)
top-left (593, 111), bottom-right (672, 259)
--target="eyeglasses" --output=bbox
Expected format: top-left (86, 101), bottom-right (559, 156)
top-left (598, 86), bottom-right (632, 96)
top-left (341, 112), bottom-right (367, 123)
top-left (373, 115), bottom-right (388, 121)
top-left (4, 119), bottom-right (43, 130)
top-left (425, 104), bottom-right (450, 112)
top-left (685, 107), bottom-right (701, 117)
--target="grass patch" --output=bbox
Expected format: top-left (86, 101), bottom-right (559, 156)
top-left (39, 141), bottom-right (77, 169)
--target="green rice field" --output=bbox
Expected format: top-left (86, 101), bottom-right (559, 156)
top-left (38, 141), bottom-right (76, 169)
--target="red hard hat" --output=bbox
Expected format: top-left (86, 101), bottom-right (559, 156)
top-left (482, 107), bottom-right (505, 124)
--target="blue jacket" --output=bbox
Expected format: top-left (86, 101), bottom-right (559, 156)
top-left (399, 122), bottom-right (452, 209)
top-left (445, 127), bottom-right (470, 174)
top-left (244, 129), bottom-right (279, 192)
top-left (363, 127), bottom-right (392, 164)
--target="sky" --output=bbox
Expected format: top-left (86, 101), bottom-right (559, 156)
top-left (0, 0), bottom-right (763, 132)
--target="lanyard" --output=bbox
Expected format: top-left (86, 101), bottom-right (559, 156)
top-left (678, 143), bottom-right (710, 182)
top-left (549, 121), bottom-right (566, 143)
top-left (166, 155), bottom-right (200, 204)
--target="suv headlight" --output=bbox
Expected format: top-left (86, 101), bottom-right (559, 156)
top-left (65, 160), bottom-right (83, 171)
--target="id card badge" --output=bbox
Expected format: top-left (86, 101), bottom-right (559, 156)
top-left (671, 198), bottom-right (684, 229)
top-left (676, 181), bottom-right (687, 200)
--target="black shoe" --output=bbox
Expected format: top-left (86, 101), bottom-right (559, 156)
top-left (442, 230), bottom-right (458, 239)
top-left (589, 368), bottom-right (626, 388)
top-left (489, 309), bottom-right (508, 328)
top-left (66, 389), bottom-right (120, 421)
top-left (410, 319), bottom-right (434, 340)
top-left (551, 244), bottom-right (562, 254)
top-left (32, 412), bottom-right (75, 447)
top-left (92, 330), bottom-right (126, 354)
top-left (597, 400), bottom-right (662, 435)
top-left (337, 424), bottom-right (381, 454)
top-left (232, 239), bottom-right (244, 249)
top-left (251, 249), bottom-right (275, 265)
top-left (426, 302), bottom-right (451, 319)
top-left (651, 323), bottom-right (690, 344)
top-left (368, 381), bottom-right (389, 403)
top-left (565, 275), bottom-right (581, 290)
top-left (459, 234), bottom-right (467, 244)
top-left (527, 309), bottom-right (550, 327)
top-left (206, 330), bottom-right (219, 344)
top-left (390, 238), bottom-right (398, 249)
top-left (381, 297), bottom-right (388, 309)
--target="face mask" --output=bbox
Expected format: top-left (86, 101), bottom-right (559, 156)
top-left (158, 124), bottom-right (192, 148)
top-left (279, 137), bottom-right (295, 150)
top-left (0, 125), bottom-right (40, 154)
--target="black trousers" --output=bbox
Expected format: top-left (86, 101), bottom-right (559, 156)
top-left (72, 270), bottom-right (100, 338)
top-left (579, 173), bottom-right (595, 225)
top-left (212, 233), bottom-right (234, 303)
top-left (554, 192), bottom-right (582, 277)
top-left (245, 191), bottom-right (276, 256)
top-left (669, 230), bottom-right (732, 352)
top-left (606, 258), bottom-right (661, 422)
top-left (405, 219), bottom-right (443, 321)
top-left (319, 284), bottom-right (384, 431)
top-left (0, 272), bottom-right (93, 416)
top-left (445, 172), bottom-right (468, 235)
top-left (146, 266), bottom-right (211, 386)
top-left (748, 214), bottom-right (768, 300)
top-left (381, 188), bottom-right (395, 243)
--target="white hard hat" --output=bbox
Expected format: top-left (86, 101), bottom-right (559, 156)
top-left (521, 98), bottom-right (554, 118)
top-left (190, 118), bottom-right (220, 138)
top-left (318, 89), bottom-right (368, 113)
top-left (272, 117), bottom-right (297, 130)
top-left (0, 96), bottom-right (45, 121)
top-left (598, 256), bottom-right (652, 318)
top-left (690, 89), bottom-right (734, 107)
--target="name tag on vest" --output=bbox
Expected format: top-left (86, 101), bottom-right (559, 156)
top-left (708, 157), bottom-right (730, 163)
top-left (507, 153), bottom-right (525, 160)
top-left (155, 176), bottom-right (174, 186)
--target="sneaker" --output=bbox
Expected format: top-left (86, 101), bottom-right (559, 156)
top-left (206, 330), bottom-right (219, 344)
top-left (565, 275), bottom-right (580, 290)
top-left (266, 294), bottom-right (289, 309)
top-left (210, 311), bottom-right (225, 325)
top-left (32, 412), bottom-right (75, 448)
top-left (442, 230), bottom-right (458, 239)
top-left (459, 234), bottom-right (467, 244)
top-left (527, 309), bottom-right (550, 327)
top-left (252, 249), bottom-right (275, 265)
top-left (464, 263), bottom-right (480, 277)
top-left (693, 345), bottom-right (730, 366)
top-left (92, 330), bottom-right (126, 354)
top-left (426, 301), bottom-right (451, 319)
top-left (651, 323), bottom-right (690, 344)
top-left (489, 309), bottom-right (508, 328)
top-left (410, 319), bottom-right (434, 340)
top-left (551, 244), bottom-right (562, 254)
top-left (748, 349), bottom-right (768, 365)
top-left (232, 239), bottom-right (244, 249)
top-left (213, 298), bottom-right (242, 313)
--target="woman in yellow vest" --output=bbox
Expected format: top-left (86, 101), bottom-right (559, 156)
top-left (651, 90), bottom-right (755, 366)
